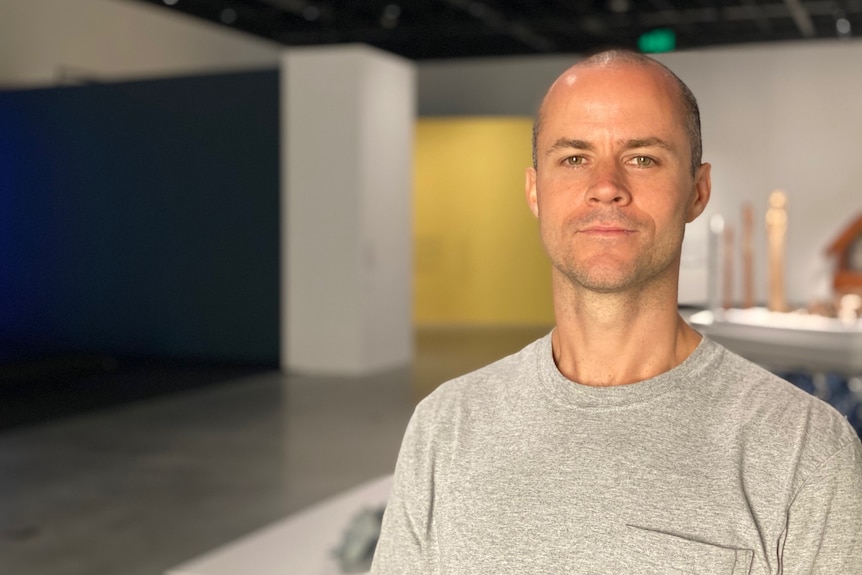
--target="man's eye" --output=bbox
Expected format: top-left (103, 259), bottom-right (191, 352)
top-left (632, 156), bottom-right (655, 167)
top-left (564, 156), bottom-right (585, 166)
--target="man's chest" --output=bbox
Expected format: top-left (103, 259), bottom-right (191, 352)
top-left (430, 422), bottom-right (787, 574)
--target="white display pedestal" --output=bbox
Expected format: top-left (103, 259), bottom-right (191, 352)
top-left (689, 307), bottom-right (862, 374)
top-left (166, 475), bottom-right (392, 575)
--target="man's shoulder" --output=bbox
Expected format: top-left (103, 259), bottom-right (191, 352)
top-left (706, 339), bottom-right (860, 462)
top-left (710, 340), bottom-right (844, 416)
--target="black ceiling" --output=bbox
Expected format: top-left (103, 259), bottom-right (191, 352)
top-left (132, 0), bottom-right (862, 59)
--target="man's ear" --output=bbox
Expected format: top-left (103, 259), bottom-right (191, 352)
top-left (526, 167), bottom-right (539, 218)
top-left (686, 162), bottom-right (711, 223)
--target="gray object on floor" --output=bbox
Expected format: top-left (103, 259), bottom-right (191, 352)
top-left (332, 506), bottom-right (386, 573)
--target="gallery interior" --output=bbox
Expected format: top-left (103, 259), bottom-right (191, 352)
top-left (1, 1), bottom-right (861, 574)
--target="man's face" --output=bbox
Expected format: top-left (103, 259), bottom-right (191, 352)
top-left (526, 64), bottom-right (710, 295)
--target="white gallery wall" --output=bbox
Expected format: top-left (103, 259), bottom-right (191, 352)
top-left (418, 40), bottom-right (862, 307)
top-left (0, 0), bottom-right (280, 88)
top-left (282, 46), bottom-right (415, 375)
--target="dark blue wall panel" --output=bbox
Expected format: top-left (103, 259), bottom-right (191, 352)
top-left (0, 70), bottom-right (280, 363)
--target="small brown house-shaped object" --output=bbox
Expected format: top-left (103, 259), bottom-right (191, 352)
top-left (826, 213), bottom-right (862, 295)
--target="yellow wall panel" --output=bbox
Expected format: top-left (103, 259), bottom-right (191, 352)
top-left (414, 118), bottom-right (554, 326)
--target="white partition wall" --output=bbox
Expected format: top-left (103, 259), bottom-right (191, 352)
top-left (281, 46), bottom-right (415, 375)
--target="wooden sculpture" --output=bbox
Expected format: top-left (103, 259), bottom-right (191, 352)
top-left (826, 213), bottom-right (862, 296)
top-left (765, 190), bottom-right (788, 312)
top-left (742, 203), bottom-right (754, 308)
top-left (723, 224), bottom-right (734, 310)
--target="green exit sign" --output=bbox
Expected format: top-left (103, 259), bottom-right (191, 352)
top-left (638, 28), bottom-right (676, 53)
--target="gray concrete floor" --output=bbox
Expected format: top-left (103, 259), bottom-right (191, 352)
top-left (0, 327), bottom-right (549, 575)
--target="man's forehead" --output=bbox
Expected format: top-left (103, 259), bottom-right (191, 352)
top-left (547, 61), bottom-right (670, 97)
top-left (539, 64), bottom-right (682, 127)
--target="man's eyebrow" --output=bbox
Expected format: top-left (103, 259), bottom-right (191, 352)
top-left (546, 137), bottom-right (676, 155)
top-left (547, 138), bottom-right (594, 154)
top-left (622, 137), bottom-right (675, 151)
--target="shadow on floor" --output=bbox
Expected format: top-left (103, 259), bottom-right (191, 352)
top-left (0, 349), bottom-right (272, 432)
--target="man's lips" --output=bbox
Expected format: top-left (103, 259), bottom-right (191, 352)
top-left (578, 225), bottom-right (636, 235)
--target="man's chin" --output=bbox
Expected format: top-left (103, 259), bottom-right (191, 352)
top-left (560, 268), bottom-right (640, 294)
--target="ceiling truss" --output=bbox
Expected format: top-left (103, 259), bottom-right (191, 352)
top-left (132, 0), bottom-right (862, 59)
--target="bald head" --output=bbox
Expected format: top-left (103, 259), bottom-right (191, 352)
top-left (532, 50), bottom-right (702, 175)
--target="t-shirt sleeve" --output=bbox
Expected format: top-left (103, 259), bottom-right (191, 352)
top-left (370, 408), bottom-right (437, 574)
top-left (781, 436), bottom-right (862, 573)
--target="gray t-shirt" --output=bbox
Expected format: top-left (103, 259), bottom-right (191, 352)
top-left (371, 334), bottom-right (862, 574)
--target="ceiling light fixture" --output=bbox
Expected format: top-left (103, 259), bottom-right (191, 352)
top-left (380, 4), bottom-right (401, 29)
top-left (834, 9), bottom-right (852, 38)
top-left (607, 0), bottom-right (631, 14)
top-left (220, 8), bottom-right (238, 24)
top-left (303, 5), bottom-right (320, 21)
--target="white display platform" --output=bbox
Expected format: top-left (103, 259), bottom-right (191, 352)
top-left (689, 307), bottom-right (862, 374)
top-left (166, 475), bottom-right (392, 575)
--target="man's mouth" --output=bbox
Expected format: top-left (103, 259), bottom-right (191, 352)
top-left (579, 224), bottom-right (636, 235)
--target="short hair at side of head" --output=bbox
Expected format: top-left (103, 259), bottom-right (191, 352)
top-left (531, 49), bottom-right (703, 175)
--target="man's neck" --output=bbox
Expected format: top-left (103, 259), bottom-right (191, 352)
top-left (550, 281), bottom-right (702, 387)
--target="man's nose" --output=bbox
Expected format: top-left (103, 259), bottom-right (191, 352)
top-left (586, 161), bottom-right (632, 206)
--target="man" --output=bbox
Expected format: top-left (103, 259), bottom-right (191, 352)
top-left (371, 50), bottom-right (862, 573)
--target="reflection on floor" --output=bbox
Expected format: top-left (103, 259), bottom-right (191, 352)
top-left (0, 326), bottom-right (549, 575)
